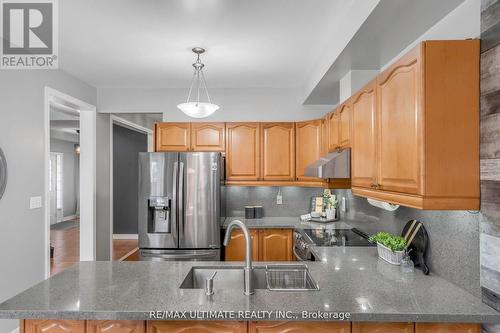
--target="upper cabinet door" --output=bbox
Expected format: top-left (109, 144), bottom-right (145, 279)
top-left (155, 123), bottom-right (190, 152)
top-left (377, 46), bottom-right (423, 195)
top-left (261, 123), bottom-right (295, 181)
top-left (226, 123), bottom-right (261, 181)
top-left (190, 122), bottom-right (225, 151)
top-left (296, 120), bottom-right (323, 181)
top-left (327, 111), bottom-right (340, 152)
top-left (351, 80), bottom-right (377, 189)
top-left (339, 101), bottom-right (352, 148)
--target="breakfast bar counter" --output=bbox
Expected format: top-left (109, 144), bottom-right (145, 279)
top-left (0, 247), bottom-right (498, 324)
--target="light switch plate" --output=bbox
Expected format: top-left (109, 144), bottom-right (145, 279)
top-left (276, 194), bottom-right (283, 205)
top-left (30, 196), bottom-right (42, 209)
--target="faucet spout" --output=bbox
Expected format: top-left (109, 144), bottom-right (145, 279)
top-left (223, 220), bottom-right (254, 295)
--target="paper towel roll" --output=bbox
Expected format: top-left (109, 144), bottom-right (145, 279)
top-left (367, 198), bottom-right (400, 211)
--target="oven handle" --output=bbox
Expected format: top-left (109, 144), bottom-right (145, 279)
top-left (293, 246), bottom-right (306, 261)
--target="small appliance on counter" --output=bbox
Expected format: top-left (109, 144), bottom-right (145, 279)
top-left (244, 205), bottom-right (264, 219)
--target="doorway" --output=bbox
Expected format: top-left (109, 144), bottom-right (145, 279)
top-left (109, 114), bottom-right (158, 260)
top-left (44, 87), bottom-right (96, 277)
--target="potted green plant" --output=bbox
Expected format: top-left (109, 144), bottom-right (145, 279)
top-left (369, 232), bottom-right (407, 265)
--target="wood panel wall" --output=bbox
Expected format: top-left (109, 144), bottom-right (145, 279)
top-left (480, 2), bottom-right (500, 332)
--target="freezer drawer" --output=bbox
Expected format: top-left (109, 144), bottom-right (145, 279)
top-left (139, 249), bottom-right (221, 261)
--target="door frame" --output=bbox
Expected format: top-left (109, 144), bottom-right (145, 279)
top-left (109, 115), bottom-right (153, 259)
top-left (44, 87), bottom-right (97, 278)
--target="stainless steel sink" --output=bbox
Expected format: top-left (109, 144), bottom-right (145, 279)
top-left (180, 265), bottom-right (268, 290)
top-left (179, 264), bottom-right (319, 291)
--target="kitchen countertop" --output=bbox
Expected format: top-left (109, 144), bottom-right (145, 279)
top-left (222, 217), bottom-right (353, 230)
top-left (0, 248), bottom-right (499, 323)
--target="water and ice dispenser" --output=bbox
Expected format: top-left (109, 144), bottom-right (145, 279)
top-left (148, 197), bottom-right (171, 233)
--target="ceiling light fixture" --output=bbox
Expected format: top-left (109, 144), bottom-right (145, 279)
top-left (177, 47), bottom-right (219, 118)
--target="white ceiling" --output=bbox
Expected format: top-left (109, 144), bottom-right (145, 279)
top-left (59, 0), bottom-right (368, 89)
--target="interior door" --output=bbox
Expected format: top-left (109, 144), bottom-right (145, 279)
top-left (179, 152), bottom-right (220, 249)
top-left (351, 81), bottom-right (377, 189)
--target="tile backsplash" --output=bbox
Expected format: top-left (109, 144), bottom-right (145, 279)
top-left (223, 186), bottom-right (480, 297)
top-left (222, 186), bottom-right (323, 217)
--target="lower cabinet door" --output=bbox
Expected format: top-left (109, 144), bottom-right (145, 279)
top-left (415, 323), bottom-right (480, 333)
top-left (224, 229), bottom-right (260, 261)
top-left (87, 320), bottom-right (146, 333)
top-left (249, 321), bottom-right (351, 333)
top-left (24, 320), bottom-right (85, 333)
top-left (259, 229), bottom-right (293, 261)
top-left (147, 321), bottom-right (247, 333)
top-left (352, 322), bottom-right (414, 333)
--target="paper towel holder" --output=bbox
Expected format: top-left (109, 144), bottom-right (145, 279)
top-left (367, 198), bottom-right (399, 211)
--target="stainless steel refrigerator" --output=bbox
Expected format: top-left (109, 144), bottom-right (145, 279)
top-left (138, 152), bottom-right (221, 261)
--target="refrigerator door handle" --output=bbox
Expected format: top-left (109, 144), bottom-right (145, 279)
top-left (172, 161), bottom-right (178, 244)
top-left (178, 161), bottom-right (185, 237)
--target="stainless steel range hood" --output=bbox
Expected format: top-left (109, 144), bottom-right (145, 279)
top-left (304, 148), bottom-right (350, 179)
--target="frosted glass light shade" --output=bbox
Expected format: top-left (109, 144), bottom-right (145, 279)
top-left (177, 102), bottom-right (219, 118)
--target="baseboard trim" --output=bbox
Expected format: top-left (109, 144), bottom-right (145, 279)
top-left (113, 234), bottom-right (138, 240)
top-left (62, 215), bottom-right (78, 222)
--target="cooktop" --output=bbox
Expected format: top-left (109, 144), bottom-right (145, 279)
top-left (301, 227), bottom-right (375, 247)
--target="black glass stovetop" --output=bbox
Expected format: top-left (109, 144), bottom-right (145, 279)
top-left (302, 228), bottom-right (376, 247)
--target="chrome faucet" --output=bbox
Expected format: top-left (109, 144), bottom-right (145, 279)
top-left (223, 220), bottom-right (254, 295)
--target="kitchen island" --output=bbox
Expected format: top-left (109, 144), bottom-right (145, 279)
top-left (0, 248), bottom-right (498, 332)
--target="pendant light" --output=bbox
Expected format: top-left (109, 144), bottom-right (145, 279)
top-left (177, 47), bottom-right (219, 118)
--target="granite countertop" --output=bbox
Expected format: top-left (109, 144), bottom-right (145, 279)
top-left (222, 217), bottom-right (353, 230)
top-left (0, 248), bottom-right (499, 323)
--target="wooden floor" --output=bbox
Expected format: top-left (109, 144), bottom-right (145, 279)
top-left (50, 219), bottom-right (138, 276)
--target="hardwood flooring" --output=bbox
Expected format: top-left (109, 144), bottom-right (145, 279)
top-left (50, 218), bottom-right (138, 276)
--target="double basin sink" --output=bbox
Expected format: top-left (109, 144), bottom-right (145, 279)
top-left (180, 264), bottom-right (319, 292)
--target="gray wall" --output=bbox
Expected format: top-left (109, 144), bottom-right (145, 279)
top-left (113, 124), bottom-right (147, 234)
top-left (480, 1), bottom-right (500, 332)
top-left (0, 70), bottom-right (96, 333)
top-left (224, 187), bottom-right (481, 297)
top-left (96, 113), bottom-right (112, 261)
top-left (50, 138), bottom-right (79, 219)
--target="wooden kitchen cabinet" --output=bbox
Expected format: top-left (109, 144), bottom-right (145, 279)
top-left (155, 122), bottom-right (225, 152)
top-left (87, 320), bottom-right (146, 333)
top-left (24, 319), bottom-right (85, 333)
top-left (415, 323), bottom-right (480, 333)
top-left (261, 123), bottom-right (295, 181)
top-left (249, 321), bottom-right (351, 333)
top-left (155, 122), bottom-right (191, 152)
top-left (327, 110), bottom-right (340, 152)
top-left (259, 229), bottom-right (293, 261)
top-left (338, 100), bottom-right (352, 148)
top-left (352, 322), bottom-right (414, 333)
top-left (352, 40), bottom-right (480, 210)
top-left (351, 80), bottom-right (377, 189)
top-left (226, 123), bottom-right (261, 181)
top-left (224, 229), bottom-right (293, 261)
top-left (190, 122), bottom-right (225, 152)
top-left (225, 229), bottom-right (260, 261)
top-left (148, 321), bottom-right (247, 333)
top-left (295, 119), bottom-right (324, 182)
